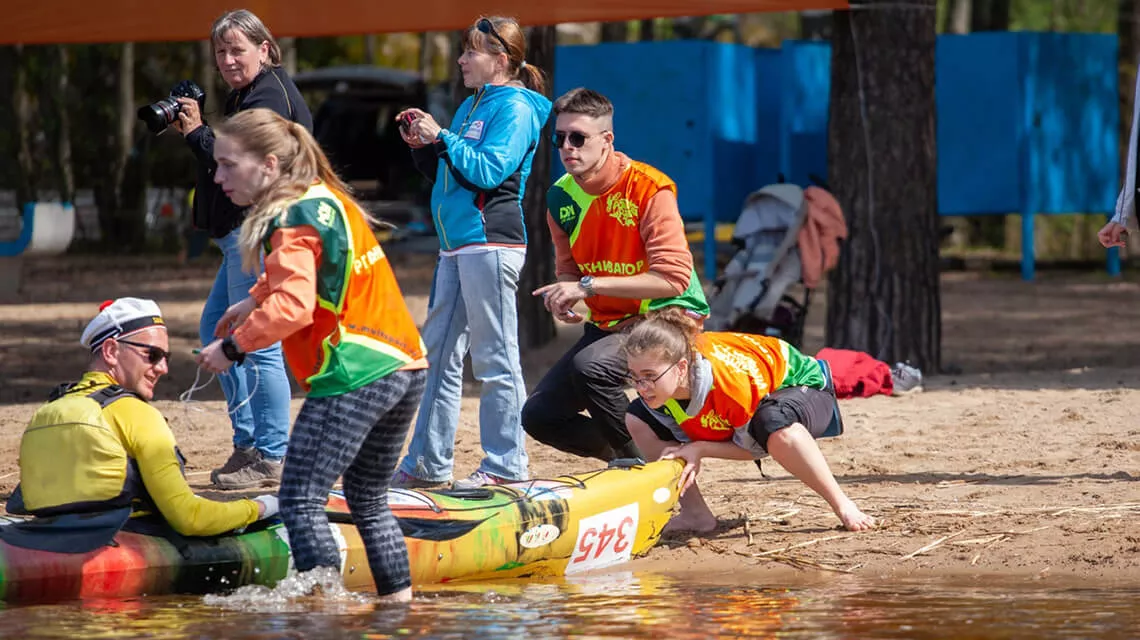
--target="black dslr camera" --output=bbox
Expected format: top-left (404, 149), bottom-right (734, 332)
top-left (137, 80), bottom-right (206, 134)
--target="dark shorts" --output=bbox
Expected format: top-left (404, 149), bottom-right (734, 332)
top-left (628, 385), bottom-right (836, 452)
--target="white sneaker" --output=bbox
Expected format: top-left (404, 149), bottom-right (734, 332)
top-left (452, 471), bottom-right (512, 490)
top-left (891, 362), bottom-right (924, 396)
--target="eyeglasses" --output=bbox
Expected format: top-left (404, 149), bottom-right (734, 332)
top-left (553, 130), bottom-right (607, 149)
top-left (624, 361), bottom-right (681, 390)
top-left (476, 18), bottom-right (512, 54)
top-left (117, 339), bottom-right (172, 366)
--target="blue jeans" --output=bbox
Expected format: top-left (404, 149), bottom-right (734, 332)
top-left (199, 228), bottom-right (293, 460)
top-left (397, 249), bottom-right (529, 482)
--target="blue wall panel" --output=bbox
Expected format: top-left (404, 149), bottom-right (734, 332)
top-left (1023, 33), bottom-right (1118, 214)
top-left (555, 41), bottom-right (713, 220)
top-left (779, 41), bottom-right (831, 188)
top-left (935, 33), bottom-right (1022, 214)
top-left (555, 33), bottom-right (1119, 222)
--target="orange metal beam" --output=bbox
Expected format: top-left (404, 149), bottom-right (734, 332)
top-left (6, 0), bottom-right (848, 45)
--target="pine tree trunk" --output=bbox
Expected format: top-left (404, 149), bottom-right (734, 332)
top-left (825, 2), bottom-right (941, 373)
top-left (517, 25), bottom-right (557, 350)
top-left (801, 11), bottom-right (833, 40)
top-left (599, 22), bottom-right (628, 43)
top-left (364, 34), bottom-right (378, 65)
top-left (94, 42), bottom-right (138, 248)
top-left (279, 37), bottom-right (297, 75)
top-left (944, 0), bottom-right (972, 33)
top-left (971, 0), bottom-right (1011, 31)
top-left (448, 31), bottom-right (467, 110)
top-left (638, 20), bottom-right (655, 42)
top-left (419, 32), bottom-right (432, 78)
top-left (53, 45), bottom-right (75, 205)
top-left (197, 40), bottom-right (220, 124)
top-left (13, 45), bottom-right (37, 208)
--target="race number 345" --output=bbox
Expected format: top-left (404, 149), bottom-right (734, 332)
top-left (565, 503), bottom-right (639, 574)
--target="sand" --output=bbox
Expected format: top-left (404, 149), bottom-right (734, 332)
top-left (1, 253), bottom-right (1137, 582)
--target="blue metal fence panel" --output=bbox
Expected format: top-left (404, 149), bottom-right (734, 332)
top-left (554, 41), bottom-right (713, 220)
top-left (935, 33), bottom-right (1023, 214)
top-left (554, 32), bottom-right (1120, 225)
top-left (1023, 33), bottom-right (1119, 215)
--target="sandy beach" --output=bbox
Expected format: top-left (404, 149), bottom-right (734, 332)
top-left (1, 252), bottom-right (1138, 582)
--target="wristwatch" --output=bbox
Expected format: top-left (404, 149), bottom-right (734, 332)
top-left (221, 337), bottom-right (246, 365)
top-left (578, 275), bottom-right (596, 297)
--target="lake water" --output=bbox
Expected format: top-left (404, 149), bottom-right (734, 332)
top-left (1, 567), bottom-right (1136, 639)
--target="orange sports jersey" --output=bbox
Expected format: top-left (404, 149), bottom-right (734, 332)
top-left (662, 332), bottom-right (824, 442)
top-left (265, 183), bottom-right (426, 397)
top-left (546, 161), bottom-right (707, 328)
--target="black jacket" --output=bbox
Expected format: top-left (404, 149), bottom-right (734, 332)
top-left (185, 66), bottom-right (314, 238)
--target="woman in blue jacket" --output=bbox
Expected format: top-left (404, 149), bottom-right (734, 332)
top-left (394, 15), bottom-right (551, 489)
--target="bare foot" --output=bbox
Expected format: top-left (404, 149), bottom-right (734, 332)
top-left (836, 500), bottom-right (876, 531)
top-left (376, 586), bottom-right (413, 603)
top-left (663, 511), bottom-right (718, 534)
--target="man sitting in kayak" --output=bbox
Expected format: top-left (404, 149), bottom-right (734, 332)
top-left (4, 297), bottom-right (277, 540)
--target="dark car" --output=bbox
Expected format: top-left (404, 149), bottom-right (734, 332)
top-left (293, 65), bottom-right (452, 235)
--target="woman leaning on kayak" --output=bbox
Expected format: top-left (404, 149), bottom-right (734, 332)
top-left (195, 107), bottom-right (428, 602)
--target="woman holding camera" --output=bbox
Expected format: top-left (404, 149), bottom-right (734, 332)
top-left (392, 15), bottom-right (551, 490)
top-left (175, 9), bottom-right (313, 490)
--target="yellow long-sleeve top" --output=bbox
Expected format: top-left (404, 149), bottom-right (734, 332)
top-left (17, 371), bottom-right (259, 536)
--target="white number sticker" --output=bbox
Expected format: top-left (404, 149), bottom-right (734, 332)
top-left (565, 503), bottom-right (639, 574)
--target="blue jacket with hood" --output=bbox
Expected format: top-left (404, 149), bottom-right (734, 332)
top-left (412, 84), bottom-right (552, 251)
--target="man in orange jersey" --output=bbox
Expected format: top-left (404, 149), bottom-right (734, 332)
top-left (524, 88), bottom-right (709, 461)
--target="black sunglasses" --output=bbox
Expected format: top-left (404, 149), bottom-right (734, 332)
top-left (553, 130), bottom-right (607, 149)
top-left (117, 339), bottom-right (172, 366)
top-left (476, 18), bottom-right (511, 54)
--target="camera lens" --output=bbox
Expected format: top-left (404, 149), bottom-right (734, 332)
top-left (136, 96), bottom-right (181, 133)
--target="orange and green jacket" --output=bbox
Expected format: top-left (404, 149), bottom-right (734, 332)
top-left (660, 332), bottom-right (825, 442)
top-left (546, 155), bottom-right (708, 329)
top-left (233, 182), bottom-right (427, 397)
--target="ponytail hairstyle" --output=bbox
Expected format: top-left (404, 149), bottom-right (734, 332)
top-left (214, 108), bottom-right (378, 272)
top-left (621, 307), bottom-right (704, 373)
top-left (463, 15), bottom-right (547, 94)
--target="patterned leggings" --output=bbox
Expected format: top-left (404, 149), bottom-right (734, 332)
top-left (279, 369), bottom-right (426, 596)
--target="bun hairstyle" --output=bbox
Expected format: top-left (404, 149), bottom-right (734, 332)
top-left (621, 307), bottom-right (703, 365)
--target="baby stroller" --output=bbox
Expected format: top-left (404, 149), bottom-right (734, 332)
top-left (705, 179), bottom-right (842, 348)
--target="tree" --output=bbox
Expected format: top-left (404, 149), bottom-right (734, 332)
top-left (13, 45), bottom-right (37, 208)
top-left (196, 40), bottom-right (220, 121)
top-left (279, 37), bottom-right (298, 75)
top-left (971, 0), bottom-right (1011, 31)
top-left (51, 45), bottom-right (75, 205)
top-left (942, 0), bottom-right (972, 33)
top-left (638, 20), bottom-right (656, 41)
top-left (801, 10), bottom-right (834, 40)
top-left (517, 25), bottom-right (558, 349)
top-left (599, 21), bottom-right (629, 43)
top-left (825, 1), bottom-right (941, 373)
top-left (89, 42), bottom-right (146, 250)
